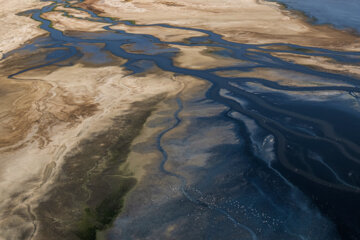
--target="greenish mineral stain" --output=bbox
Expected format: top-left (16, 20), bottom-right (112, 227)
top-left (75, 179), bottom-right (136, 240)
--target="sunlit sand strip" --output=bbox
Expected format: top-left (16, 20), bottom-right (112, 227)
top-left (110, 24), bottom-right (207, 42)
top-left (41, 11), bottom-right (108, 32)
top-left (271, 52), bottom-right (360, 77)
top-left (85, 0), bottom-right (360, 50)
top-left (171, 45), bottom-right (247, 70)
top-left (0, 0), bottom-right (49, 57)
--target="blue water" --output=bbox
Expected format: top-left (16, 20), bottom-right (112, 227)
top-left (271, 0), bottom-right (360, 33)
top-left (4, 0), bottom-right (360, 239)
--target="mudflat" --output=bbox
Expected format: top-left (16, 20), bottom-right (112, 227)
top-left (0, 0), bottom-right (359, 239)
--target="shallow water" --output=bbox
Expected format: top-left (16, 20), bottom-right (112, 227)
top-left (3, 0), bottom-right (360, 239)
top-left (271, 0), bottom-right (360, 33)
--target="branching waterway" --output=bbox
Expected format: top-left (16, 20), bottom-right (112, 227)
top-left (3, 0), bottom-right (360, 239)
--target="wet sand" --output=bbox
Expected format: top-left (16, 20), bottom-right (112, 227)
top-left (0, 0), bottom-right (360, 239)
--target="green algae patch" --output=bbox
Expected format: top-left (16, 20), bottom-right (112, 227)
top-left (34, 95), bottom-right (166, 240)
top-left (123, 19), bottom-right (136, 25)
top-left (76, 178), bottom-right (136, 240)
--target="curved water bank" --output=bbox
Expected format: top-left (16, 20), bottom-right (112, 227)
top-left (0, 0), bottom-right (360, 239)
top-left (81, 0), bottom-right (360, 50)
top-left (268, 0), bottom-right (360, 34)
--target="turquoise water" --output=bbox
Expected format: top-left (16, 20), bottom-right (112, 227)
top-left (271, 0), bottom-right (360, 33)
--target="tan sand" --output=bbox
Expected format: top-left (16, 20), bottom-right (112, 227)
top-left (0, 62), bottom-right (182, 239)
top-left (171, 45), bottom-right (247, 70)
top-left (110, 24), bottom-right (207, 42)
top-left (215, 68), bottom-right (355, 87)
top-left (41, 11), bottom-right (108, 32)
top-left (0, 0), bottom-right (48, 57)
top-left (271, 52), bottom-right (360, 76)
top-left (85, 0), bottom-right (360, 50)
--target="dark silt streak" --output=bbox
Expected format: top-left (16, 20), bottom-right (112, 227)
top-left (4, 0), bottom-right (360, 239)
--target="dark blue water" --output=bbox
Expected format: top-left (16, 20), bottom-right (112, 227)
top-left (5, 0), bottom-right (360, 239)
top-left (271, 0), bottom-right (360, 33)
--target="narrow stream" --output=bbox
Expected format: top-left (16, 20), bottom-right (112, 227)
top-left (4, 0), bottom-right (360, 239)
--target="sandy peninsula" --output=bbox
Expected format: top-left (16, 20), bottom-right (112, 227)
top-left (84, 0), bottom-right (360, 50)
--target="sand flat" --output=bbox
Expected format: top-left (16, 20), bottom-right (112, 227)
top-left (0, 0), bottom-right (48, 56)
top-left (41, 11), bottom-right (108, 32)
top-left (171, 45), bottom-right (247, 69)
top-left (85, 0), bottom-right (360, 50)
top-left (111, 24), bottom-right (207, 42)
